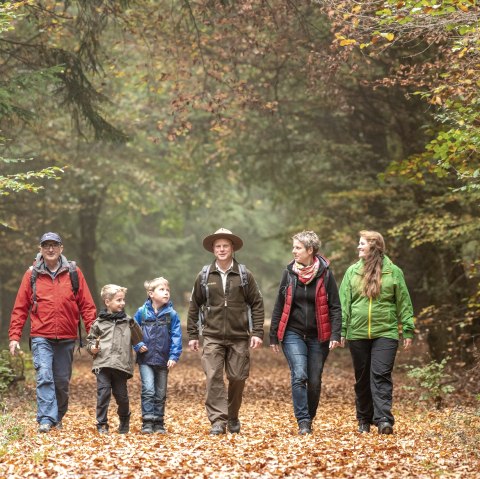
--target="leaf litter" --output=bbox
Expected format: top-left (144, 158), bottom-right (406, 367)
top-left (0, 348), bottom-right (479, 478)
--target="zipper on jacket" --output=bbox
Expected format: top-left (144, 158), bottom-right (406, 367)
top-left (368, 297), bottom-right (372, 339)
top-left (304, 284), bottom-right (308, 340)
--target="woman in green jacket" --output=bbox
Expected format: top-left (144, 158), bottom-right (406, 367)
top-left (339, 230), bottom-right (414, 435)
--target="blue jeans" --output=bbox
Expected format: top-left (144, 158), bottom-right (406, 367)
top-left (139, 364), bottom-right (168, 422)
top-left (282, 330), bottom-right (330, 423)
top-left (31, 337), bottom-right (75, 425)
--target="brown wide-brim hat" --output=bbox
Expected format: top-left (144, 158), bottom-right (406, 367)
top-left (202, 228), bottom-right (243, 253)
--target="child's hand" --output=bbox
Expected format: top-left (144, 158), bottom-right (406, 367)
top-left (167, 360), bottom-right (176, 369)
top-left (91, 346), bottom-right (100, 355)
top-left (139, 345), bottom-right (148, 353)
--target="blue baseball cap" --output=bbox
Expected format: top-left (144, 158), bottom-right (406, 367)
top-left (40, 232), bottom-right (62, 245)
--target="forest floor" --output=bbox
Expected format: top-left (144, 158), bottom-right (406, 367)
top-left (0, 346), bottom-right (479, 478)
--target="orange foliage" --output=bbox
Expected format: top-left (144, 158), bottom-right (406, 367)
top-left (0, 348), bottom-right (479, 478)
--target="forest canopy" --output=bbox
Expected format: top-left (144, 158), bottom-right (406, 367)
top-left (0, 0), bottom-right (479, 371)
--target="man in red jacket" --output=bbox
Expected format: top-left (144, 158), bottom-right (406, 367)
top-left (9, 232), bottom-right (97, 433)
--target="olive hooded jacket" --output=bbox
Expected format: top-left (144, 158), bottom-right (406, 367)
top-left (339, 255), bottom-right (414, 341)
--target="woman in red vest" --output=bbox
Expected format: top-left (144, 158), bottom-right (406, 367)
top-left (269, 230), bottom-right (342, 435)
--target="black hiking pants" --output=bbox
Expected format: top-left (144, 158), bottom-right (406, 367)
top-left (95, 367), bottom-right (130, 427)
top-left (348, 338), bottom-right (398, 426)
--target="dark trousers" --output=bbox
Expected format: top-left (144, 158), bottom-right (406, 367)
top-left (95, 367), bottom-right (130, 426)
top-left (348, 338), bottom-right (398, 425)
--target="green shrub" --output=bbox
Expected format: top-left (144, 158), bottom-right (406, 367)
top-left (406, 357), bottom-right (455, 409)
top-left (0, 350), bottom-right (24, 396)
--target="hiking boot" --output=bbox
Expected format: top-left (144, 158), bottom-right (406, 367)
top-left (38, 423), bottom-right (52, 433)
top-left (378, 421), bottom-right (393, 435)
top-left (118, 414), bottom-right (130, 434)
top-left (153, 421), bottom-right (166, 434)
top-left (358, 422), bottom-right (371, 433)
top-left (298, 420), bottom-right (312, 435)
top-left (54, 421), bottom-right (63, 430)
top-left (227, 418), bottom-right (241, 434)
top-left (97, 424), bottom-right (109, 434)
top-left (141, 421), bottom-right (154, 434)
top-left (209, 422), bottom-right (226, 435)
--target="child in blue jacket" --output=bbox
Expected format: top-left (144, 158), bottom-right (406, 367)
top-left (134, 277), bottom-right (182, 434)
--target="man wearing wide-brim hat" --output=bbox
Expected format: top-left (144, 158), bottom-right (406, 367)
top-left (187, 228), bottom-right (265, 435)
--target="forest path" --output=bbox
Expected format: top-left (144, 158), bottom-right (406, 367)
top-left (0, 347), bottom-right (478, 478)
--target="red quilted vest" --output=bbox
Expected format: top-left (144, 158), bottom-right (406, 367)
top-left (277, 270), bottom-right (331, 342)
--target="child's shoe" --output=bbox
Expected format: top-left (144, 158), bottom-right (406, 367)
top-left (97, 424), bottom-right (109, 434)
top-left (118, 414), bottom-right (130, 434)
top-left (153, 421), bottom-right (166, 434)
top-left (141, 420), bottom-right (154, 434)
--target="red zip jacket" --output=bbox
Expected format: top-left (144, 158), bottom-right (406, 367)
top-left (9, 256), bottom-right (97, 341)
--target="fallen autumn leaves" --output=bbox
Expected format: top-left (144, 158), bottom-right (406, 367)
top-left (0, 347), bottom-right (479, 478)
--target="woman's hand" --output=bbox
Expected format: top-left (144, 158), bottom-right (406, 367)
top-left (270, 344), bottom-right (280, 353)
top-left (340, 337), bottom-right (346, 348)
top-left (329, 340), bottom-right (340, 350)
top-left (403, 338), bottom-right (412, 351)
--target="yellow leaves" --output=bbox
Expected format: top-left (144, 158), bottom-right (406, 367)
top-left (339, 38), bottom-right (357, 46)
top-left (335, 33), bottom-right (357, 47)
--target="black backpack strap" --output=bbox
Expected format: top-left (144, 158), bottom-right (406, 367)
top-left (66, 261), bottom-right (83, 350)
top-left (68, 261), bottom-right (79, 295)
top-left (30, 267), bottom-right (39, 313)
top-left (200, 264), bottom-right (211, 308)
top-left (238, 263), bottom-right (248, 293)
top-left (197, 265), bottom-right (211, 336)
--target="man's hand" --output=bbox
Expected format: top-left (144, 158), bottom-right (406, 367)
top-left (189, 340), bottom-right (199, 352)
top-left (250, 336), bottom-right (263, 349)
top-left (9, 340), bottom-right (20, 356)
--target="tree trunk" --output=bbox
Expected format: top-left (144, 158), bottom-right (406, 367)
top-left (77, 191), bottom-right (105, 308)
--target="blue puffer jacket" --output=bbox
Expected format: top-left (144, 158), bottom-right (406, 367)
top-left (133, 299), bottom-right (182, 367)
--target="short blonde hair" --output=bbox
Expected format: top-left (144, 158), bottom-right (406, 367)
top-left (144, 277), bottom-right (170, 293)
top-left (292, 230), bottom-right (321, 255)
top-left (101, 284), bottom-right (127, 302)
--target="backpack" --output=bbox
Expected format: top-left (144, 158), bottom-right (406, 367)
top-left (198, 263), bottom-right (252, 335)
top-left (30, 259), bottom-right (83, 347)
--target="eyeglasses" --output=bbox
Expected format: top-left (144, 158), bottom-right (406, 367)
top-left (41, 243), bottom-right (61, 250)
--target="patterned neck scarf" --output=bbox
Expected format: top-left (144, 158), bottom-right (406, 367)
top-left (292, 256), bottom-right (320, 284)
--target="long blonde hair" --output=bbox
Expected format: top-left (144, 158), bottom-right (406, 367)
top-left (359, 230), bottom-right (385, 299)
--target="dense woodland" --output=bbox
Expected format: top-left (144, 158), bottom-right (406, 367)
top-left (1, 1), bottom-right (479, 376)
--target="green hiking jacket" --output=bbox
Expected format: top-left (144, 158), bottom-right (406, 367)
top-left (339, 256), bottom-right (414, 340)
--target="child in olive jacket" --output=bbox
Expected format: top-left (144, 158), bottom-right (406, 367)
top-left (86, 284), bottom-right (144, 434)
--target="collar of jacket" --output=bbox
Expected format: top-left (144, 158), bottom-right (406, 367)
top-left (352, 255), bottom-right (393, 275)
top-left (286, 254), bottom-right (329, 278)
top-left (145, 299), bottom-right (174, 317)
top-left (211, 258), bottom-right (241, 274)
top-left (33, 254), bottom-right (70, 274)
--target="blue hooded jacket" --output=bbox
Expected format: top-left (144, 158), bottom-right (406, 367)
top-left (134, 299), bottom-right (182, 367)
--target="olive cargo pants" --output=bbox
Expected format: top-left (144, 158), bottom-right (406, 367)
top-left (201, 336), bottom-right (250, 425)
